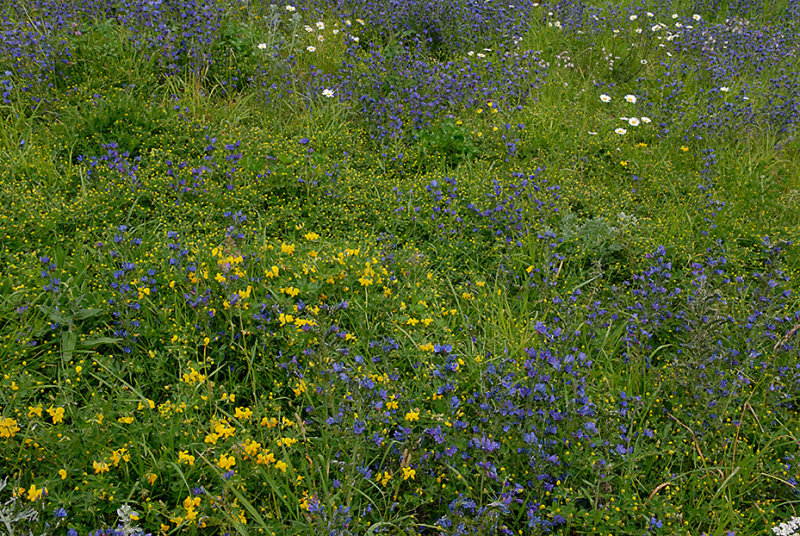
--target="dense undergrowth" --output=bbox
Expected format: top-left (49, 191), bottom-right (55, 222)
top-left (0, 0), bottom-right (799, 535)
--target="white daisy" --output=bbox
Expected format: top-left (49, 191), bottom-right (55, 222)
top-left (641, 116), bottom-right (652, 123)
top-left (615, 127), bottom-right (627, 135)
top-left (600, 94), bottom-right (611, 102)
top-left (258, 43), bottom-right (267, 50)
top-left (322, 88), bottom-right (335, 98)
top-left (720, 86), bottom-right (729, 92)
top-left (316, 21), bottom-right (325, 30)
top-left (306, 45), bottom-right (316, 52)
top-left (693, 13), bottom-right (701, 21)
top-left (285, 4), bottom-right (295, 11)
top-left (628, 117), bottom-right (640, 126)
top-left (624, 94), bottom-right (637, 103)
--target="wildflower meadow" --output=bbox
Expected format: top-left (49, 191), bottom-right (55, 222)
top-left (0, 0), bottom-right (798, 534)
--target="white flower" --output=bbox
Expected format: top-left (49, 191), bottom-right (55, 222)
top-left (306, 45), bottom-right (316, 52)
top-left (600, 94), bottom-right (611, 102)
top-left (615, 128), bottom-right (627, 135)
top-left (304, 25), bottom-right (313, 32)
top-left (628, 117), bottom-right (640, 126)
top-left (258, 43), bottom-right (267, 50)
top-left (641, 116), bottom-right (651, 123)
top-left (322, 88), bottom-right (335, 98)
top-left (672, 13), bottom-right (678, 19)
top-left (619, 116), bottom-right (629, 121)
top-left (629, 15), bottom-right (637, 21)
top-left (640, 59), bottom-right (647, 64)
top-left (477, 53), bottom-right (486, 58)
top-left (468, 51), bottom-right (475, 56)
top-left (624, 94), bottom-right (637, 103)
top-left (652, 24), bottom-right (661, 31)
top-left (318, 35), bottom-right (324, 42)
top-left (351, 36), bottom-right (359, 42)
top-left (720, 86), bottom-right (729, 92)
top-left (344, 19), bottom-right (351, 26)
top-left (332, 29), bottom-right (339, 34)
top-left (285, 4), bottom-right (295, 11)
top-left (356, 18), bottom-right (365, 25)
top-left (646, 11), bottom-right (654, 17)
top-left (587, 131), bottom-right (598, 135)
top-left (693, 13), bottom-right (701, 20)
top-left (316, 21), bottom-right (325, 30)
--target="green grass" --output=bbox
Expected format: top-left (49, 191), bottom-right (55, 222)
top-left (0, 1), bottom-right (798, 535)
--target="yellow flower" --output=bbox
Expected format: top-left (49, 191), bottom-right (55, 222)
top-left (110, 447), bottom-right (129, 466)
top-left (256, 451), bottom-right (276, 465)
top-left (243, 439), bottom-right (262, 457)
top-left (26, 484), bottom-right (45, 501)
top-left (404, 410), bottom-right (420, 422)
top-left (59, 469), bottom-right (67, 480)
top-left (274, 460), bottom-right (288, 472)
top-left (276, 437), bottom-right (298, 447)
top-left (304, 232), bottom-right (320, 241)
top-left (47, 406), bottom-right (65, 424)
top-left (402, 467), bottom-right (416, 480)
top-left (183, 496), bottom-right (201, 510)
top-left (27, 405), bottom-right (43, 418)
top-left (234, 406), bottom-right (253, 421)
top-left (280, 286), bottom-right (300, 297)
top-left (419, 342), bottom-right (434, 352)
top-left (217, 453), bottom-right (236, 471)
top-left (292, 380), bottom-right (307, 397)
top-left (0, 416), bottom-right (20, 438)
top-left (146, 473), bottom-right (157, 485)
top-left (281, 242), bottom-right (296, 255)
top-left (178, 451), bottom-right (196, 465)
top-left (261, 416), bottom-right (278, 428)
top-left (93, 460), bottom-right (110, 474)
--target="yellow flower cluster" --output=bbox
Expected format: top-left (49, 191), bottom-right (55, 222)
top-left (181, 366), bottom-right (206, 385)
top-left (0, 416), bottom-right (20, 438)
